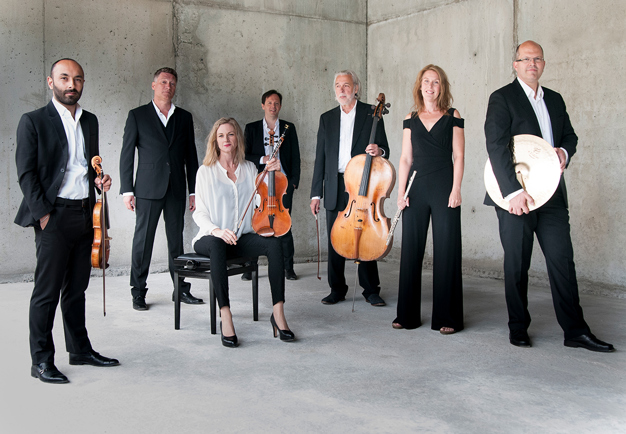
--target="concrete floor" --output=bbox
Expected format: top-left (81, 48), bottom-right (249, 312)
top-left (0, 262), bottom-right (624, 433)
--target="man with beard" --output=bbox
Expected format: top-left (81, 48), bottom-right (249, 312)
top-left (310, 70), bottom-right (390, 306)
top-left (120, 67), bottom-right (200, 310)
top-left (15, 58), bottom-right (120, 384)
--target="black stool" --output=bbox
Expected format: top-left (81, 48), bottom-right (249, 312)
top-left (173, 253), bottom-right (259, 334)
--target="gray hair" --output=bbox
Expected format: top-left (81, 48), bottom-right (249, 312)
top-left (334, 70), bottom-right (361, 100)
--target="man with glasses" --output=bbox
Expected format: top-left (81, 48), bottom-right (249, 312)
top-left (484, 40), bottom-right (614, 352)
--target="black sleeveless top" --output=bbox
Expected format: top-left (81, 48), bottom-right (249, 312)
top-left (402, 108), bottom-right (464, 178)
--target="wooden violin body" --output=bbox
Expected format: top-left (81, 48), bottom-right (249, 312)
top-left (91, 198), bottom-right (110, 269)
top-left (330, 93), bottom-right (395, 262)
top-left (330, 154), bottom-right (395, 261)
top-left (252, 169), bottom-right (291, 237)
top-left (91, 156), bottom-right (110, 269)
top-left (90, 156), bottom-right (110, 316)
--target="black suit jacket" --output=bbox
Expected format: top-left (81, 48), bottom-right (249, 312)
top-left (119, 102), bottom-right (199, 199)
top-left (310, 100), bottom-right (390, 211)
top-left (484, 79), bottom-right (577, 207)
top-left (15, 101), bottom-right (99, 227)
top-left (244, 119), bottom-right (301, 189)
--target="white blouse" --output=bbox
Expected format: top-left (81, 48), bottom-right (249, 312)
top-left (192, 160), bottom-right (258, 248)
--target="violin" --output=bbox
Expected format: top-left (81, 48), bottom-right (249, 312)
top-left (91, 156), bottom-right (110, 316)
top-left (330, 93), bottom-right (395, 262)
top-left (251, 126), bottom-right (292, 237)
top-left (237, 126), bottom-right (291, 235)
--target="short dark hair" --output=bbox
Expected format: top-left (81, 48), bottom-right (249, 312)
top-left (50, 58), bottom-right (82, 76)
top-left (153, 67), bottom-right (178, 81)
top-left (261, 89), bottom-right (282, 104)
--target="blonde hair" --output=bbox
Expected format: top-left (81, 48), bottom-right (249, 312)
top-left (203, 117), bottom-right (246, 166)
top-left (411, 64), bottom-right (453, 115)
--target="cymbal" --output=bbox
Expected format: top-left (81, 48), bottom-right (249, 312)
top-left (484, 134), bottom-right (561, 211)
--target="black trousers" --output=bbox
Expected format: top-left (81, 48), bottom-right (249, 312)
top-left (396, 167), bottom-right (464, 330)
top-left (325, 173), bottom-right (380, 297)
top-left (30, 200), bottom-right (93, 364)
top-left (130, 184), bottom-right (189, 297)
top-left (495, 188), bottom-right (590, 339)
top-left (194, 233), bottom-right (285, 308)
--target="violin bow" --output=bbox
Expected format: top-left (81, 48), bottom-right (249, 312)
top-left (236, 125), bottom-right (289, 231)
top-left (386, 170), bottom-right (417, 246)
top-left (315, 213), bottom-right (321, 280)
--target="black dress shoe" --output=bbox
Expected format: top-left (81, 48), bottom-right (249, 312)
top-left (365, 294), bottom-right (386, 306)
top-left (270, 314), bottom-right (295, 342)
top-left (133, 295), bottom-right (148, 311)
top-left (321, 292), bottom-right (346, 305)
top-left (285, 269), bottom-right (298, 280)
top-left (241, 272), bottom-right (252, 281)
top-left (31, 362), bottom-right (69, 384)
top-left (174, 291), bottom-right (204, 304)
top-left (220, 322), bottom-right (238, 348)
top-left (69, 350), bottom-right (120, 367)
top-left (564, 333), bottom-right (615, 352)
top-left (509, 330), bottom-right (531, 347)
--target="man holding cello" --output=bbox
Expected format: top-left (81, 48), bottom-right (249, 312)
top-left (15, 58), bottom-right (119, 384)
top-left (310, 70), bottom-right (390, 306)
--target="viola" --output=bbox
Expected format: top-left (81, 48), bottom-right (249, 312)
top-left (91, 156), bottom-right (110, 316)
top-left (330, 93), bottom-right (396, 262)
top-left (251, 126), bottom-right (292, 237)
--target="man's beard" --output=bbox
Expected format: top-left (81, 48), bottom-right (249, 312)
top-left (53, 85), bottom-right (82, 105)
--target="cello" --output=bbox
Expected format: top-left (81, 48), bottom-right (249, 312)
top-left (330, 93), bottom-right (395, 262)
top-left (251, 126), bottom-right (292, 237)
top-left (91, 156), bottom-right (110, 316)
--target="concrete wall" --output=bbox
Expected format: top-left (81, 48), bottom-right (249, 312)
top-left (368, 0), bottom-right (626, 294)
top-left (0, 0), bottom-right (366, 281)
top-left (173, 0), bottom-right (367, 273)
top-left (1, 0), bottom-right (624, 294)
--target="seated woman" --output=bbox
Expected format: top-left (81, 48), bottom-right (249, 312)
top-left (192, 117), bottom-right (294, 347)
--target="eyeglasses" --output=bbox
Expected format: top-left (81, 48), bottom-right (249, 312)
top-left (515, 57), bottom-right (544, 64)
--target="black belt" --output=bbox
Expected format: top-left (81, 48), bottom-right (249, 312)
top-left (55, 197), bottom-right (89, 208)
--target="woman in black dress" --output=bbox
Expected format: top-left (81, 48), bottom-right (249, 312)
top-left (393, 64), bottom-right (465, 333)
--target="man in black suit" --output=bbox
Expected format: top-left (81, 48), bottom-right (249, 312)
top-left (244, 89), bottom-right (301, 280)
top-left (15, 58), bottom-right (120, 384)
top-left (119, 67), bottom-right (200, 310)
top-left (310, 70), bottom-right (390, 306)
top-left (484, 40), bottom-right (614, 352)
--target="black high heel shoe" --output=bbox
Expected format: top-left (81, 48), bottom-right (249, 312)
top-left (270, 314), bottom-right (295, 342)
top-left (220, 321), bottom-right (238, 348)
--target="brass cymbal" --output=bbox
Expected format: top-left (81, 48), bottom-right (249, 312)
top-left (484, 134), bottom-right (561, 211)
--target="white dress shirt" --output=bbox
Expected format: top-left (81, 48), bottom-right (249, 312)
top-left (338, 104), bottom-right (357, 173)
top-left (52, 98), bottom-right (89, 200)
top-left (152, 99), bottom-right (176, 126)
top-left (262, 118), bottom-right (286, 175)
top-left (192, 160), bottom-right (257, 247)
top-left (517, 78), bottom-right (554, 147)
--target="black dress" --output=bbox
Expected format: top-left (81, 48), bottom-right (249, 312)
top-left (394, 108), bottom-right (464, 331)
